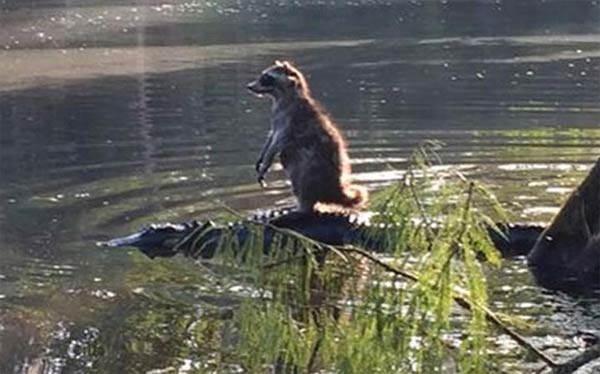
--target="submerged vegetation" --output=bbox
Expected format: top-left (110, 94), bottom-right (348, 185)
top-left (184, 144), bottom-right (524, 373)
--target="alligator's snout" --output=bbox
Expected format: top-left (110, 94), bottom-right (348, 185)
top-left (97, 231), bottom-right (146, 248)
top-left (99, 222), bottom-right (204, 259)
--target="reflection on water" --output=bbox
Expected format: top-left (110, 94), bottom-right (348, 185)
top-left (1, 0), bottom-right (599, 372)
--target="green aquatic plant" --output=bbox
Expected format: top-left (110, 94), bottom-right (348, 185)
top-left (187, 143), bottom-right (520, 373)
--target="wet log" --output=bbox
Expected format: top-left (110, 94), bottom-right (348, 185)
top-left (527, 158), bottom-right (600, 293)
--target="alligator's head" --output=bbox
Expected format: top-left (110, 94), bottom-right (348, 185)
top-left (98, 223), bottom-right (197, 258)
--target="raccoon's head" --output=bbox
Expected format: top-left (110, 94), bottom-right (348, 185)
top-left (247, 60), bottom-right (308, 99)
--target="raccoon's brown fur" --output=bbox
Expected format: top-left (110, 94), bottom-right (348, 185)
top-left (247, 60), bottom-right (368, 213)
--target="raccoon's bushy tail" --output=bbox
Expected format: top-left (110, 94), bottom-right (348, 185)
top-left (340, 184), bottom-right (369, 209)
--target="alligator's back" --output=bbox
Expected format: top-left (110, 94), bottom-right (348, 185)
top-left (101, 208), bottom-right (543, 260)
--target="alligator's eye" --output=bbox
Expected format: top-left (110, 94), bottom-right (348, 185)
top-left (259, 74), bottom-right (276, 86)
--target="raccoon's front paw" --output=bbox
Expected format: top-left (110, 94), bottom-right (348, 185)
top-left (256, 164), bottom-right (270, 188)
top-left (257, 161), bottom-right (271, 177)
top-left (255, 159), bottom-right (263, 173)
top-left (257, 174), bottom-right (267, 188)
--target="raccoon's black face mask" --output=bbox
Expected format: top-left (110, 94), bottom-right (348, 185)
top-left (259, 74), bottom-right (276, 87)
top-left (247, 72), bottom-right (278, 95)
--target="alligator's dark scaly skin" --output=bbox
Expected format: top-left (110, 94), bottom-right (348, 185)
top-left (102, 209), bottom-right (600, 294)
top-left (101, 208), bottom-right (544, 260)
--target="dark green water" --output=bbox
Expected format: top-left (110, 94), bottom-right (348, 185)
top-left (1, 0), bottom-right (599, 372)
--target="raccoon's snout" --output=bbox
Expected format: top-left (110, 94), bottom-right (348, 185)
top-left (247, 81), bottom-right (257, 91)
top-left (247, 80), bottom-right (273, 94)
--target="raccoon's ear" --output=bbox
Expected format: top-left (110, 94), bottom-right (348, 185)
top-left (287, 74), bottom-right (302, 89)
top-left (281, 61), bottom-right (299, 77)
top-left (281, 61), bottom-right (292, 70)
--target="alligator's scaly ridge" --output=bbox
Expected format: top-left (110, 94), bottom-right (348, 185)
top-left (101, 208), bottom-right (544, 260)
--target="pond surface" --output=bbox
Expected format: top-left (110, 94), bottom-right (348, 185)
top-left (1, 0), bottom-right (599, 372)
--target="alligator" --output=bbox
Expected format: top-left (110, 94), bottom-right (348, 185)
top-left (102, 158), bottom-right (600, 295)
top-left (102, 209), bottom-right (543, 265)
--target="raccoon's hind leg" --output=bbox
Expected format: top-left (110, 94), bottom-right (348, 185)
top-left (296, 199), bottom-right (316, 213)
top-left (296, 195), bottom-right (317, 213)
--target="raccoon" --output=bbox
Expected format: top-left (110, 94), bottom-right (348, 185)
top-left (247, 60), bottom-right (367, 213)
